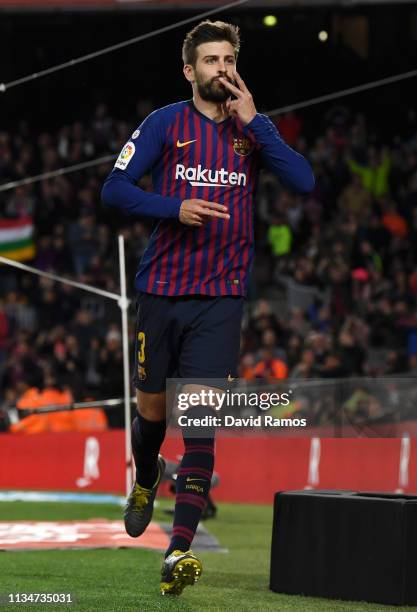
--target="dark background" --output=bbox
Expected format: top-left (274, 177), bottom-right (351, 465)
top-left (1, 3), bottom-right (416, 139)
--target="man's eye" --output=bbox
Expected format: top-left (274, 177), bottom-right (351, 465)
top-left (206, 58), bottom-right (215, 63)
top-left (226, 58), bottom-right (235, 64)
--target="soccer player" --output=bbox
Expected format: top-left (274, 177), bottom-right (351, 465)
top-left (102, 20), bottom-right (314, 596)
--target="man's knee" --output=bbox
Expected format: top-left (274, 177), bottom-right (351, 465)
top-left (136, 390), bottom-right (166, 421)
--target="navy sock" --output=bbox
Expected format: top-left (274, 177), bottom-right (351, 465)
top-left (131, 414), bottom-right (166, 489)
top-left (165, 408), bottom-right (215, 557)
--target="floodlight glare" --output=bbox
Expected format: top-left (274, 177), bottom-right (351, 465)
top-left (263, 15), bottom-right (278, 27)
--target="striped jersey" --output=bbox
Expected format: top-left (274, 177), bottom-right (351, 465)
top-left (102, 100), bottom-right (314, 296)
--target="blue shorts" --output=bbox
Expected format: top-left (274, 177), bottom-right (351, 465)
top-left (133, 292), bottom-right (244, 393)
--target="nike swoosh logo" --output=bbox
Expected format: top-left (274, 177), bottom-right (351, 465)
top-left (186, 477), bottom-right (205, 482)
top-left (228, 375), bottom-right (236, 382)
top-left (177, 139), bottom-right (197, 148)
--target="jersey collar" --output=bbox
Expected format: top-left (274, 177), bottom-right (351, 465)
top-left (188, 99), bottom-right (231, 127)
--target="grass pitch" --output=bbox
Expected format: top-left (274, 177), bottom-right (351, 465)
top-left (0, 499), bottom-right (408, 611)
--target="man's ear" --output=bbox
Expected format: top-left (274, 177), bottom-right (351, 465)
top-left (183, 64), bottom-right (195, 84)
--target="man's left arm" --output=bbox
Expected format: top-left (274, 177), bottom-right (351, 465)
top-left (219, 72), bottom-right (315, 195)
top-left (245, 114), bottom-right (315, 194)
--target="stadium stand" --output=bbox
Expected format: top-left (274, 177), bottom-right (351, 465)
top-left (1, 101), bottom-right (417, 429)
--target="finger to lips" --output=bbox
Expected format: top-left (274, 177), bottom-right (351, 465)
top-left (218, 77), bottom-right (242, 96)
top-left (218, 77), bottom-right (234, 89)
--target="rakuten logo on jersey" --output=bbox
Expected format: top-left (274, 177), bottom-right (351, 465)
top-left (175, 164), bottom-right (246, 188)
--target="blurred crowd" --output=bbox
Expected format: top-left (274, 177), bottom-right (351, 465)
top-left (1, 100), bottom-right (417, 430)
top-left (244, 106), bottom-right (417, 382)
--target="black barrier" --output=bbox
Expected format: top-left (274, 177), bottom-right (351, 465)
top-left (270, 490), bottom-right (417, 606)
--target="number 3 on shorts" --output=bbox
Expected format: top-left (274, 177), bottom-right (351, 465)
top-left (137, 331), bottom-right (146, 364)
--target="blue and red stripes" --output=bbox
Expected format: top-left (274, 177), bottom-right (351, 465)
top-left (139, 100), bottom-right (257, 297)
top-left (189, 115), bottom-right (206, 293)
top-left (146, 116), bottom-right (180, 293)
top-left (172, 104), bottom-right (195, 295)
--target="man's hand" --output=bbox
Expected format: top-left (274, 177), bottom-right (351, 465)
top-left (218, 71), bottom-right (257, 126)
top-left (179, 199), bottom-right (230, 227)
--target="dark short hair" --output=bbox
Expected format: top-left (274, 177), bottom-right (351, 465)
top-left (182, 20), bottom-right (240, 66)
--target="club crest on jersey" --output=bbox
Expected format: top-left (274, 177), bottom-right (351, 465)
top-left (233, 138), bottom-right (253, 156)
top-left (115, 141), bottom-right (135, 170)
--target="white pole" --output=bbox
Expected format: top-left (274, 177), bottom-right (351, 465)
top-left (395, 433), bottom-right (410, 494)
top-left (118, 234), bottom-right (133, 496)
top-left (0, 255), bottom-right (120, 301)
top-left (1, 243), bottom-right (132, 495)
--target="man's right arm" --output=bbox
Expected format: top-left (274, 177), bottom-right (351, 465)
top-left (102, 108), bottom-right (231, 226)
top-left (101, 110), bottom-right (183, 220)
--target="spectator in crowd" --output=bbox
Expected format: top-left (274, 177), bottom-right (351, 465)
top-left (348, 146), bottom-right (391, 199)
top-left (267, 214), bottom-right (292, 259)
